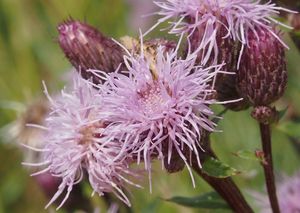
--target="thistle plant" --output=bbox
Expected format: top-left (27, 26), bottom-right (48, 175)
top-left (17, 0), bottom-right (299, 212)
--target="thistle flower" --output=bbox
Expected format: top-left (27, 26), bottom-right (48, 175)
top-left (150, 0), bottom-right (293, 65)
top-left (92, 38), bottom-right (232, 188)
top-left (23, 73), bottom-right (139, 209)
top-left (252, 172), bottom-right (300, 213)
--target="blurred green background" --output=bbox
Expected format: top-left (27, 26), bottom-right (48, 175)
top-left (0, 0), bottom-right (299, 212)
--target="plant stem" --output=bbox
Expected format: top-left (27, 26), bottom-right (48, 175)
top-left (190, 161), bottom-right (254, 213)
top-left (259, 123), bottom-right (280, 213)
top-left (188, 132), bottom-right (254, 212)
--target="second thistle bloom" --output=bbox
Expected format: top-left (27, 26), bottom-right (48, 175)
top-left (152, 0), bottom-right (291, 64)
top-left (95, 40), bottom-right (226, 185)
top-left (25, 73), bottom-right (139, 209)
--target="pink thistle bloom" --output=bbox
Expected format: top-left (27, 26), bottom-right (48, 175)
top-left (22, 73), bottom-right (140, 209)
top-left (148, 0), bottom-right (294, 65)
top-left (252, 172), bottom-right (300, 213)
top-left (90, 38), bottom-right (233, 189)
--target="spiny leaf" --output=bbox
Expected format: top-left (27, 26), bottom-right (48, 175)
top-left (166, 192), bottom-right (230, 210)
top-left (202, 157), bottom-right (240, 178)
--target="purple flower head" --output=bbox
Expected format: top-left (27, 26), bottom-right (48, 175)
top-left (149, 0), bottom-right (294, 65)
top-left (23, 73), bottom-right (139, 209)
top-left (91, 37), bottom-right (232, 189)
top-left (252, 172), bottom-right (300, 213)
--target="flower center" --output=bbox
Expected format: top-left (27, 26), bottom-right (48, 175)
top-left (78, 122), bottom-right (103, 145)
top-left (137, 83), bottom-right (168, 115)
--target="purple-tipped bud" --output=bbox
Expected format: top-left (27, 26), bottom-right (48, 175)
top-left (57, 20), bottom-right (125, 84)
top-left (237, 28), bottom-right (287, 106)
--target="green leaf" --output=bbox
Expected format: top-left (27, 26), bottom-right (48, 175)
top-left (166, 192), bottom-right (230, 210)
top-left (276, 121), bottom-right (300, 138)
top-left (202, 157), bottom-right (240, 178)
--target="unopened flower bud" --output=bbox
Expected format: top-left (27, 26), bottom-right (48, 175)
top-left (237, 28), bottom-right (287, 106)
top-left (57, 20), bottom-right (125, 84)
